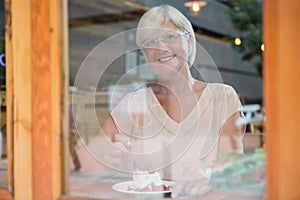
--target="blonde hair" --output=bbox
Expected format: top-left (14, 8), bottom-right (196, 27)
top-left (136, 5), bottom-right (196, 66)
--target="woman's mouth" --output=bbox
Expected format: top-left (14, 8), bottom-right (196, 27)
top-left (158, 54), bottom-right (176, 63)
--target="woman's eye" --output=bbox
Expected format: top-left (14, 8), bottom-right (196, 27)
top-left (164, 34), bottom-right (177, 41)
top-left (146, 40), bottom-right (156, 47)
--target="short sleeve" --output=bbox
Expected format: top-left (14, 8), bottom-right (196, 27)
top-left (224, 85), bottom-right (243, 120)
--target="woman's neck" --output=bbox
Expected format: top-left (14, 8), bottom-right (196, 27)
top-left (157, 71), bottom-right (195, 96)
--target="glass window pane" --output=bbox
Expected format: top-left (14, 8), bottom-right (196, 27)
top-left (0, 0), bottom-right (7, 189)
top-left (68, 1), bottom-right (264, 199)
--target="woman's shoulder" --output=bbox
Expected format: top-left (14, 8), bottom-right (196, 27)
top-left (198, 82), bottom-right (239, 103)
top-left (194, 80), bottom-right (231, 89)
top-left (206, 82), bottom-right (237, 94)
top-left (206, 82), bottom-right (233, 89)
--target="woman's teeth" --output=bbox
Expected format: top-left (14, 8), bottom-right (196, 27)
top-left (158, 55), bottom-right (175, 62)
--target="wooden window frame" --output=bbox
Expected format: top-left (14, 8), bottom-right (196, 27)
top-left (1, 0), bottom-right (300, 199)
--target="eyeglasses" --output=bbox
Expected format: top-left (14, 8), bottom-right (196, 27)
top-left (141, 30), bottom-right (189, 49)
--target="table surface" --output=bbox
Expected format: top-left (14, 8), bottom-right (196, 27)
top-left (0, 160), bottom-right (265, 199)
top-left (0, 158), bottom-right (8, 187)
top-left (69, 170), bottom-right (265, 200)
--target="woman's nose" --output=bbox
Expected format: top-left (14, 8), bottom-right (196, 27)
top-left (155, 40), bottom-right (169, 50)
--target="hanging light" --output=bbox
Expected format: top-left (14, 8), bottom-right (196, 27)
top-left (184, 1), bottom-right (207, 16)
top-left (234, 37), bottom-right (242, 46)
top-left (261, 44), bottom-right (265, 51)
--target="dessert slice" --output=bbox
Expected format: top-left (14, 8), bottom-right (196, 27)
top-left (128, 171), bottom-right (171, 192)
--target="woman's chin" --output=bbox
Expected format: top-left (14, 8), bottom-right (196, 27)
top-left (156, 70), bottom-right (182, 81)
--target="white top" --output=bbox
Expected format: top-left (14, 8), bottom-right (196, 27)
top-left (111, 83), bottom-right (243, 180)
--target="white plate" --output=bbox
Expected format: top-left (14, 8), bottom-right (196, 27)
top-left (112, 180), bottom-right (175, 194)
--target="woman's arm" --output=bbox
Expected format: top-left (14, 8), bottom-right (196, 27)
top-left (171, 112), bottom-right (246, 198)
top-left (101, 115), bottom-right (118, 140)
top-left (218, 111), bottom-right (246, 154)
top-left (75, 115), bottom-right (130, 172)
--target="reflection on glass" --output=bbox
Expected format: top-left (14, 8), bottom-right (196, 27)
top-left (68, 1), bottom-right (264, 199)
top-left (0, 0), bottom-right (7, 188)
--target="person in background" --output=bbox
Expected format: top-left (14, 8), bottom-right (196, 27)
top-left (77, 4), bottom-right (246, 198)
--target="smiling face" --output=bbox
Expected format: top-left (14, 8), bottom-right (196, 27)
top-left (142, 22), bottom-right (191, 80)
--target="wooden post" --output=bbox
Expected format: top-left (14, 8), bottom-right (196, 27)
top-left (6, 0), bottom-right (64, 199)
top-left (10, 0), bottom-right (33, 199)
top-left (31, 0), bottom-right (63, 199)
top-left (264, 0), bottom-right (300, 199)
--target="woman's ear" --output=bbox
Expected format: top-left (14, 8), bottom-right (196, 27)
top-left (187, 35), bottom-right (193, 54)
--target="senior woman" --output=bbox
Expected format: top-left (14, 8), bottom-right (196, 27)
top-left (78, 4), bottom-right (245, 198)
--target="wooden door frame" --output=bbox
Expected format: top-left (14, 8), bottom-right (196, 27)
top-left (264, 0), bottom-right (300, 199)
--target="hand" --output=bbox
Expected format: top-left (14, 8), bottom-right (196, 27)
top-left (113, 132), bottom-right (132, 151)
top-left (75, 134), bottom-right (131, 172)
top-left (101, 132), bottom-right (141, 171)
top-left (101, 141), bottom-right (127, 166)
top-left (85, 133), bottom-right (132, 171)
top-left (171, 167), bottom-right (212, 198)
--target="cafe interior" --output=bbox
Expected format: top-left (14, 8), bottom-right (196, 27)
top-left (0, 0), bottom-right (300, 199)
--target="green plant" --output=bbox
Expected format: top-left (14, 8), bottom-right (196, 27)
top-left (220, 0), bottom-right (263, 76)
